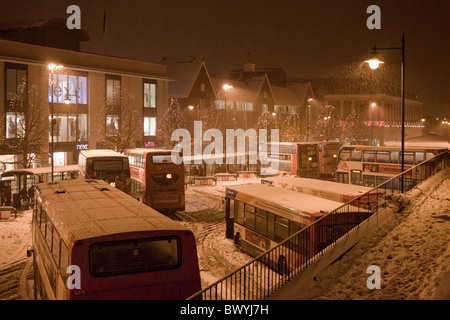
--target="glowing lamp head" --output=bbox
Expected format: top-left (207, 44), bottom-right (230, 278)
top-left (223, 84), bottom-right (233, 91)
top-left (365, 51), bottom-right (384, 70)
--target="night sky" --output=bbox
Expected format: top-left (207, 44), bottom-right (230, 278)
top-left (0, 0), bottom-right (448, 117)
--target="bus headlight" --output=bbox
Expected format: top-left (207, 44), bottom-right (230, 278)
top-left (110, 182), bottom-right (116, 187)
top-left (166, 173), bottom-right (172, 179)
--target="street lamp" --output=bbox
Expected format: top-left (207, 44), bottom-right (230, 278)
top-left (48, 63), bottom-right (64, 181)
top-left (365, 34), bottom-right (405, 192)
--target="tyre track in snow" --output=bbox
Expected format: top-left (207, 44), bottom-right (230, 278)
top-left (175, 187), bottom-right (251, 288)
top-left (0, 258), bottom-right (32, 300)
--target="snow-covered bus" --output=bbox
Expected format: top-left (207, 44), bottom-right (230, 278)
top-left (335, 145), bottom-right (447, 188)
top-left (225, 184), bottom-right (372, 273)
top-left (78, 149), bottom-right (131, 194)
top-left (30, 179), bottom-right (201, 300)
top-left (261, 176), bottom-right (381, 209)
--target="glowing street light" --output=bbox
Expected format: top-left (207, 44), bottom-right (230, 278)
top-left (365, 34), bottom-right (405, 191)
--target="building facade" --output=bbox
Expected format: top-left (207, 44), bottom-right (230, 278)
top-left (0, 39), bottom-right (169, 172)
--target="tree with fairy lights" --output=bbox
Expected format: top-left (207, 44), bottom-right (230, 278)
top-left (281, 112), bottom-right (304, 141)
top-left (313, 105), bottom-right (340, 141)
top-left (341, 109), bottom-right (363, 144)
top-left (157, 98), bottom-right (187, 149)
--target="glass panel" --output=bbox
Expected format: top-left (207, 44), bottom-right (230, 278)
top-left (78, 114), bottom-right (88, 142)
top-left (90, 237), bottom-right (180, 277)
top-left (144, 82), bottom-right (156, 108)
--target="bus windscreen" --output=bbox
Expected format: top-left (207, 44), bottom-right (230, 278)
top-left (90, 237), bottom-right (180, 277)
top-left (93, 159), bottom-right (123, 171)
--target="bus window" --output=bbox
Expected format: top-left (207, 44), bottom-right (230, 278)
top-left (244, 204), bottom-right (256, 229)
top-left (93, 159), bottom-right (123, 171)
top-left (363, 175), bottom-right (376, 187)
top-left (415, 152), bottom-right (425, 164)
top-left (403, 152), bottom-right (414, 164)
top-left (351, 170), bottom-right (362, 185)
top-left (336, 172), bottom-right (349, 184)
top-left (340, 150), bottom-right (350, 161)
top-left (351, 150), bottom-right (362, 161)
top-left (425, 152), bottom-right (435, 160)
top-left (255, 208), bottom-right (268, 235)
top-left (376, 151), bottom-right (389, 163)
top-left (289, 221), bottom-right (302, 236)
top-left (152, 155), bottom-right (173, 164)
top-left (275, 216), bottom-right (289, 242)
top-left (234, 201), bottom-right (244, 224)
top-left (363, 151), bottom-right (375, 162)
top-left (390, 151), bottom-right (399, 163)
top-left (90, 237), bottom-right (180, 277)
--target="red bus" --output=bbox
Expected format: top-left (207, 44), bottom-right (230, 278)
top-left (262, 141), bottom-right (340, 178)
top-left (125, 148), bottom-right (185, 213)
top-left (30, 179), bottom-right (201, 300)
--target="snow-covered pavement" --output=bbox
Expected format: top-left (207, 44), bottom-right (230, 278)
top-left (277, 169), bottom-right (450, 300)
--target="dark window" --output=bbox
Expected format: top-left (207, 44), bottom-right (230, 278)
top-left (90, 237), bottom-right (181, 277)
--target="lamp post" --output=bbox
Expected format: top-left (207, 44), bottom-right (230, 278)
top-left (365, 34), bottom-right (405, 192)
top-left (222, 84), bottom-right (232, 172)
top-left (371, 102), bottom-right (376, 145)
top-left (48, 63), bottom-right (64, 181)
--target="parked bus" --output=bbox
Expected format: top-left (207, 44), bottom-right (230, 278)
top-left (30, 179), bottom-right (201, 300)
top-left (335, 145), bottom-right (447, 189)
top-left (261, 141), bottom-right (340, 178)
top-left (124, 149), bottom-right (185, 213)
top-left (225, 184), bottom-right (372, 273)
top-left (261, 176), bottom-right (381, 210)
top-left (78, 149), bottom-right (131, 194)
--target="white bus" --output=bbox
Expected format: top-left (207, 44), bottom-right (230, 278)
top-left (225, 184), bottom-right (372, 273)
top-left (261, 176), bottom-right (381, 209)
top-left (78, 149), bottom-right (130, 193)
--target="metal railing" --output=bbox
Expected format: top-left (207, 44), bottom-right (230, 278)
top-left (187, 150), bottom-right (449, 300)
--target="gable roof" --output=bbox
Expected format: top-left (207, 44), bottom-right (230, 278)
top-left (163, 59), bottom-right (216, 99)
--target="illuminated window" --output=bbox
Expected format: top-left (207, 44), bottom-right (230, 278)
top-left (6, 112), bottom-right (25, 139)
top-left (144, 117), bottom-right (156, 136)
top-left (144, 81), bottom-right (156, 108)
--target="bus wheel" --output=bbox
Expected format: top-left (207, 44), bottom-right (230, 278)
top-left (278, 256), bottom-right (289, 275)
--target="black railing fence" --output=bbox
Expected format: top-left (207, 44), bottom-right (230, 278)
top-left (187, 150), bottom-right (449, 300)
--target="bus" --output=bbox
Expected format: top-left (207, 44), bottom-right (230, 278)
top-left (78, 149), bottom-right (131, 194)
top-left (261, 176), bottom-right (381, 210)
top-left (261, 141), bottom-right (340, 178)
top-left (1, 165), bottom-right (79, 207)
top-left (335, 145), bottom-right (447, 188)
top-left (124, 149), bottom-right (185, 213)
top-left (30, 179), bottom-right (201, 300)
top-left (225, 184), bottom-right (372, 273)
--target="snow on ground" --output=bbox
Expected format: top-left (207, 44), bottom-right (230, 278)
top-left (290, 169), bottom-right (450, 300)
top-left (0, 209), bottom-right (32, 268)
top-left (0, 174), bottom-right (449, 299)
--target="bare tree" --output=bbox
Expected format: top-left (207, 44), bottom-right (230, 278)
top-left (0, 81), bottom-right (48, 168)
top-left (97, 87), bottom-right (139, 152)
